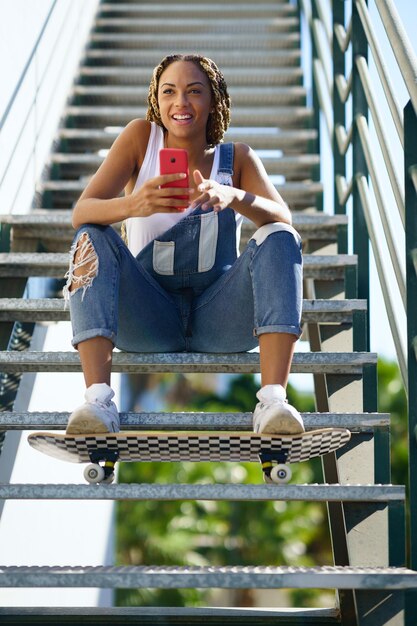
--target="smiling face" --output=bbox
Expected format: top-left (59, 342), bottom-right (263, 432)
top-left (156, 61), bottom-right (213, 143)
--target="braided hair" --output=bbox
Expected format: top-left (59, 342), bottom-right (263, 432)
top-left (146, 54), bottom-right (231, 147)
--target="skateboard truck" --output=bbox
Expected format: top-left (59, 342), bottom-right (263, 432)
top-left (259, 451), bottom-right (292, 484)
top-left (84, 450), bottom-right (119, 484)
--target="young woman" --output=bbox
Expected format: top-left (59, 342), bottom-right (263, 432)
top-left (64, 54), bottom-right (304, 435)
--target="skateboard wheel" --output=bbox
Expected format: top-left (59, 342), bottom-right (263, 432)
top-left (84, 463), bottom-right (105, 484)
top-left (270, 464), bottom-right (292, 484)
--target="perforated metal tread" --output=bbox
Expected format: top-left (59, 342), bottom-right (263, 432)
top-left (0, 298), bottom-right (365, 323)
top-left (79, 66), bottom-right (304, 85)
top-left (0, 484), bottom-right (405, 503)
top-left (0, 606), bottom-right (340, 626)
top-left (56, 127), bottom-right (317, 150)
top-left (0, 351), bottom-right (376, 374)
top-left (97, 2), bottom-right (297, 18)
top-left (89, 33), bottom-right (301, 49)
top-left (44, 152), bottom-right (316, 179)
top-left (84, 49), bottom-right (302, 68)
top-left (0, 410), bottom-right (388, 432)
top-left (64, 105), bottom-right (312, 128)
top-left (2, 210), bottom-right (346, 228)
top-left (1, 565), bottom-right (416, 589)
top-left (0, 253), bottom-right (354, 280)
top-left (92, 17), bottom-right (300, 34)
top-left (72, 85), bottom-right (307, 107)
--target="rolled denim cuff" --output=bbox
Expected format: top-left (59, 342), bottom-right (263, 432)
top-left (255, 324), bottom-right (302, 338)
top-left (71, 328), bottom-right (116, 349)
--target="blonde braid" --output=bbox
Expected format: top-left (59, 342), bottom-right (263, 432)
top-left (146, 54), bottom-right (231, 147)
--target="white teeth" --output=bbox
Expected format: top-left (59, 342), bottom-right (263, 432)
top-left (173, 114), bottom-right (191, 120)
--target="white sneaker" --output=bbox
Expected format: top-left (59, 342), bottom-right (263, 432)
top-left (253, 385), bottom-right (305, 435)
top-left (66, 383), bottom-right (120, 435)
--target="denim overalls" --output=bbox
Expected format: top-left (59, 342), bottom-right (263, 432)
top-left (66, 143), bottom-right (303, 353)
top-left (135, 143), bottom-right (238, 340)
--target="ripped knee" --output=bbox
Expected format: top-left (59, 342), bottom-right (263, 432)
top-left (63, 232), bottom-right (98, 301)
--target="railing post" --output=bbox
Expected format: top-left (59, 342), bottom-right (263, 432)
top-left (404, 99), bottom-right (417, 572)
top-left (352, 0), bottom-right (370, 348)
top-left (332, 0), bottom-right (347, 253)
top-left (310, 0), bottom-right (322, 210)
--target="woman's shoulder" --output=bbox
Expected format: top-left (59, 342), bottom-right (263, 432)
top-left (122, 119), bottom-right (153, 160)
top-left (228, 142), bottom-right (254, 184)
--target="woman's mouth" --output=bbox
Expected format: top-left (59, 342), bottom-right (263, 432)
top-left (172, 113), bottom-right (193, 124)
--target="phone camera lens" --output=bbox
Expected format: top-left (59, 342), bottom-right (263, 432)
top-left (170, 157), bottom-right (176, 163)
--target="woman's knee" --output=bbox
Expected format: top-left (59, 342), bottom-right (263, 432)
top-left (64, 229), bottom-right (99, 298)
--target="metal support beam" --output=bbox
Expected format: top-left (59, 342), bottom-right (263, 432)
top-left (352, 0), bottom-right (370, 349)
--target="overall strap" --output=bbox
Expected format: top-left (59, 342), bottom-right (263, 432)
top-left (216, 142), bottom-right (234, 185)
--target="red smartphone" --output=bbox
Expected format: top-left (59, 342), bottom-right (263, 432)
top-left (159, 148), bottom-right (189, 210)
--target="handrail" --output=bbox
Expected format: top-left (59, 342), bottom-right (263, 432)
top-left (375, 0), bottom-right (417, 115)
top-left (355, 56), bottom-right (405, 225)
top-left (299, 0), bottom-right (417, 570)
top-left (355, 0), bottom-right (403, 146)
top-left (4, 1), bottom-right (76, 210)
top-left (0, 1), bottom-right (58, 133)
top-left (0, 1), bottom-right (99, 216)
top-left (356, 173), bottom-right (407, 385)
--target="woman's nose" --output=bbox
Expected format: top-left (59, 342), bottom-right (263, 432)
top-left (175, 91), bottom-right (188, 106)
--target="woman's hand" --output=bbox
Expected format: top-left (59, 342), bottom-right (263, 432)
top-left (129, 172), bottom-right (194, 217)
top-left (190, 169), bottom-right (239, 212)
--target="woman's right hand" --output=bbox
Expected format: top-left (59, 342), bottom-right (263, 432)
top-left (128, 173), bottom-right (193, 217)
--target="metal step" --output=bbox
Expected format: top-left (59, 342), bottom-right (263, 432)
top-left (71, 85), bottom-right (307, 107)
top-left (47, 152), bottom-right (317, 180)
top-left (0, 484), bottom-right (404, 502)
top-left (92, 17), bottom-right (300, 35)
top-left (37, 181), bottom-right (322, 210)
top-left (1, 565), bottom-right (416, 589)
top-left (63, 105), bottom-right (313, 129)
top-left (0, 606), bottom-right (340, 626)
top-left (0, 351), bottom-right (376, 374)
top-left (0, 410), bottom-right (387, 432)
top-left (2, 211), bottom-right (344, 252)
top-left (89, 32), bottom-right (301, 50)
top-left (84, 49), bottom-right (302, 68)
top-left (57, 127), bottom-right (317, 153)
top-left (97, 3), bottom-right (297, 19)
top-left (1, 210), bottom-right (346, 231)
top-left (0, 253), bottom-right (355, 280)
top-left (0, 298), bottom-right (364, 324)
top-left (78, 66), bottom-right (303, 86)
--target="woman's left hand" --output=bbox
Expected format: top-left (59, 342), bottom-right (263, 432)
top-left (190, 169), bottom-right (238, 212)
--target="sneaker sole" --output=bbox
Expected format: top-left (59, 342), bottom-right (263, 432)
top-left (66, 412), bottom-right (119, 435)
top-left (255, 411), bottom-right (305, 435)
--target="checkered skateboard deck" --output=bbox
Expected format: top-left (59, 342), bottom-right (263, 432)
top-left (28, 428), bottom-right (351, 483)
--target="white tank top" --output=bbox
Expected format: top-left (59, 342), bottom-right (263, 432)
top-left (125, 122), bottom-right (243, 257)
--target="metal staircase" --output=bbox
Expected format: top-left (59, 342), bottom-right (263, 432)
top-left (1, 0), bottom-right (417, 624)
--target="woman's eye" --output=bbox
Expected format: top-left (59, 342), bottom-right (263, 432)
top-left (162, 89), bottom-right (173, 95)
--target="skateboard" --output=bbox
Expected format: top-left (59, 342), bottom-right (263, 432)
top-left (28, 428), bottom-right (351, 485)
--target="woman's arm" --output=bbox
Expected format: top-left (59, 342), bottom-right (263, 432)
top-left (72, 119), bottom-right (194, 229)
top-left (71, 119), bottom-right (147, 229)
top-left (191, 142), bottom-right (292, 228)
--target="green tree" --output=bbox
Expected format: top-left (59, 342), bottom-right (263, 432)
top-left (116, 375), bottom-right (331, 607)
top-left (116, 360), bottom-right (408, 607)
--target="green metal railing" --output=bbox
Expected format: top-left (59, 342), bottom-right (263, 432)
top-left (298, 0), bottom-right (417, 571)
